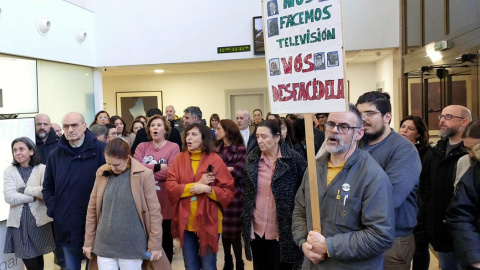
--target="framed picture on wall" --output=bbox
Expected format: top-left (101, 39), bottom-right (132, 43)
top-left (116, 91), bottom-right (163, 129)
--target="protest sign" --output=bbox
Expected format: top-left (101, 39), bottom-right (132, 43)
top-left (262, 0), bottom-right (347, 232)
top-left (263, 0), bottom-right (346, 114)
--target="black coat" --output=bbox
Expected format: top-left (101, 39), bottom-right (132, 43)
top-left (36, 127), bottom-right (60, 164)
top-left (446, 162), bottom-right (480, 268)
top-left (419, 138), bottom-right (467, 251)
top-left (242, 142), bottom-right (307, 264)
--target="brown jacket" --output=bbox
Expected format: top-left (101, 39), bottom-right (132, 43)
top-left (84, 157), bottom-right (171, 270)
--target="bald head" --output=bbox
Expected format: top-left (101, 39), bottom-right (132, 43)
top-left (165, 105), bottom-right (175, 120)
top-left (35, 113), bottom-right (52, 141)
top-left (439, 105), bottom-right (471, 142)
top-left (62, 112), bottom-right (87, 146)
top-left (236, 109), bottom-right (251, 130)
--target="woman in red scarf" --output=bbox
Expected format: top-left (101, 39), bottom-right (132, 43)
top-left (166, 123), bottom-right (234, 270)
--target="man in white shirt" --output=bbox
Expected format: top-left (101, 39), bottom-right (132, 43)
top-left (236, 109), bottom-right (257, 153)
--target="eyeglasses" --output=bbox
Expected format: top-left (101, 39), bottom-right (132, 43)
top-left (62, 123), bottom-right (84, 130)
top-left (438, 114), bottom-right (465, 120)
top-left (361, 111), bottom-right (381, 119)
top-left (324, 122), bottom-right (361, 134)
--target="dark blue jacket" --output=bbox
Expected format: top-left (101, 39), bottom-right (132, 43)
top-left (36, 127), bottom-right (60, 165)
top-left (447, 162), bottom-right (480, 268)
top-left (42, 129), bottom-right (106, 248)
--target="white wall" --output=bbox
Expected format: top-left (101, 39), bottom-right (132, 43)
top-left (343, 0), bottom-right (400, 50)
top-left (95, 0), bottom-right (401, 66)
top-left (0, 0), bottom-right (96, 66)
top-left (102, 70), bottom-right (268, 122)
top-left (24, 60), bottom-right (95, 126)
top-left (345, 62), bottom-right (377, 104)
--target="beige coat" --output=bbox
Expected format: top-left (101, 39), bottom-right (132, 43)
top-left (84, 157), bottom-right (171, 270)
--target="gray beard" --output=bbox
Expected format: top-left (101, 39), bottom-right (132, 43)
top-left (439, 127), bottom-right (458, 138)
top-left (326, 135), bottom-right (352, 154)
top-left (37, 132), bottom-right (47, 139)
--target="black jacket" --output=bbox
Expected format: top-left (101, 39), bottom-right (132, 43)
top-left (36, 127), bottom-right (60, 164)
top-left (419, 138), bottom-right (467, 251)
top-left (242, 142), bottom-right (307, 264)
top-left (446, 162), bottom-right (480, 268)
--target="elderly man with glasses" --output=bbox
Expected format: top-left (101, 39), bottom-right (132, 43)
top-left (419, 105), bottom-right (471, 270)
top-left (355, 91), bottom-right (422, 270)
top-left (292, 104), bottom-right (394, 270)
top-left (43, 112), bottom-right (106, 270)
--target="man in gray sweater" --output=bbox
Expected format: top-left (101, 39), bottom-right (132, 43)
top-left (356, 91), bottom-right (421, 270)
top-left (292, 104), bottom-right (394, 269)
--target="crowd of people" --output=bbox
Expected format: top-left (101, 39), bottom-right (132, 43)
top-left (3, 94), bottom-right (480, 270)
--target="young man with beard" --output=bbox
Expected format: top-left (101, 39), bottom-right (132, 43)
top-left (292, 104), bottom-right (394, 269)
top-left (420, 105), bottom-right (471, 269)
top-left (356, 91), bottom-right (421, 270)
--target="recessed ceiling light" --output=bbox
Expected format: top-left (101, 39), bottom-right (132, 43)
top-left (85, 73), bottom-right (89, 76)
top-left (154, 69), bottom-right (164, 73)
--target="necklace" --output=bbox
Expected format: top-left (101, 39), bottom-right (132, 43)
top-left (153, 140), bottom-right (167, 149)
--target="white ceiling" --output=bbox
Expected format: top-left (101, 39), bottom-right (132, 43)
top-left (100, 49), bottom-right (396, 77)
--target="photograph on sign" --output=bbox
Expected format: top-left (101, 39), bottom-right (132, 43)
top-left (262, 0), bottom-right (346, 113)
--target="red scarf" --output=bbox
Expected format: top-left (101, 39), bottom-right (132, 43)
top-left (166, 151), bottom-right (234, 256)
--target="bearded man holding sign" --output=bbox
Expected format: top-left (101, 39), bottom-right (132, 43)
top-left (292, 104), bottom-right (394, 269)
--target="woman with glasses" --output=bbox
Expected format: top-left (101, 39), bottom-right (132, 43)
top-left (242, 119), bottom-right (307, 270)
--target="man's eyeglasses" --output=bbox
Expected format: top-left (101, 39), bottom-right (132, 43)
top-left (438, 114), bottom-right (465, 120)
top-left (324, 122), bottom-right (361, 134)
top-left (62, 123), bottom-right (84, 130)
top-left (361, 111), bottom-right (381, 119)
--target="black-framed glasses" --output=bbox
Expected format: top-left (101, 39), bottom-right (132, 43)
top-left (324, 122), bottom-right (361, 134)
top-left (438, 114), bottom-right (465, 120)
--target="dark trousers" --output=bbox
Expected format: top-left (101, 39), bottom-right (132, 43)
top-left (23, 255), bottom-right (44, 270)
top-left (251, 233), bottom-right (294, 270)
top-left (222, 236), bottom-right (243, 262)
top-left (412, 225), bottom-right (430, 270)
top-left (162, 219), bottom-right (173, 263)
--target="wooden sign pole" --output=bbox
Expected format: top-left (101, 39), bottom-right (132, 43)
top-left (304, 113), bottom-right (321, 232)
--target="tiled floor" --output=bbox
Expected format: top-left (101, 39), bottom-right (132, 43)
top-left (40, 240), bottom-right (440, 270)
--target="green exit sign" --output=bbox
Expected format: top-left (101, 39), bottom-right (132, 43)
top-left (217, 45), bottom-right (251, 54)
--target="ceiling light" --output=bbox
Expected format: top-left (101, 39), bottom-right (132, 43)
top-left (154, 70), bottom-right (164, 73)
top-left (426, 45), bottom-right (442, 62)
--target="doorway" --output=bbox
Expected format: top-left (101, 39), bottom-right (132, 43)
top-left (225, 89), bottom-right (270, 120)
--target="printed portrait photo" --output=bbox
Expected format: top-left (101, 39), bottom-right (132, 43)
top-left (269, 58), bottom-right (281, 76)
top-left (327, 51), bottom-right (339, 67)
top-left (314, 52), bottom-right (326, 70)
top-left (267, 18), bottom-right (279, 37)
